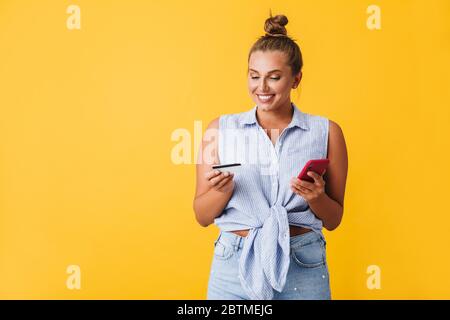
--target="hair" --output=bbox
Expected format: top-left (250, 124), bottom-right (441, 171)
top-left (248, 11), bottom-right (303, 76)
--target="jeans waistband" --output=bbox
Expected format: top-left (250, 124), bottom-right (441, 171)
top-left (215, 231), bottom-right (245, 251)
top-left (215, 228), bottom-right (325, 250)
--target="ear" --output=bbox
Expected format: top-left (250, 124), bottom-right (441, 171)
top-left (293, 72), bottom-right (302, 88)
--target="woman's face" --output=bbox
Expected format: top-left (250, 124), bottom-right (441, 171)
top-left (248, 50), bottom-right (301, 111)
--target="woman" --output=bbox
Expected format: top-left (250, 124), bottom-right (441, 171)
top-left (193, 13), bottom-right (348, 300)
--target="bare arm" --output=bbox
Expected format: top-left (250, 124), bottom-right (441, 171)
top-left (193, 117), bottom-right (235, 227)
top-left (309, 120), bottom-right (348, 231)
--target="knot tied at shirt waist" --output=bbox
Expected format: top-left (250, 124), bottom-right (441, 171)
top-left (237, 204), bottom-right (292, 300)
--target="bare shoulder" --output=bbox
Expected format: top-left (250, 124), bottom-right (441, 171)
top-left (200, 116), bottom-right (220, 161)
top-left (325, 119), bottom-right (348, 207)
top-left (203, 117), bottom-right (220, 148)
top-left (207, 117), bottom-right (220, 130)
top-left (329, 119), bottom-right (344, 138)
top-left (328, 120), bottom-right (347, 152)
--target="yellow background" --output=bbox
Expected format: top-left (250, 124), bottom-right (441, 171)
top-left (1, 0), bottom-right (449, 299)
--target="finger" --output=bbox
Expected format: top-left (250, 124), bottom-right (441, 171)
top-left (205, 170), bottom-right (221, 180)
top-left (211, 172), bottom-right (234, 187)
top-left (295, 178), bottom-right (314, 191)
top-left (291, 185), bottom-right (309, 197)
top-left (298, 187), bottom-right (311, 194)
top-left (210, 173), bottom-right (226, 186)
top-left (310, 173), bottom-right (325, 188)
top-left (307, 171), bottom-right (324, 184)
top-left (290, 184), bottom-right (301, 194)
top-left (290, 177), bottom-right (307, 187)
top-left (306, 172), bottom-right (325, 186)
top-left (307, 171), bottom-right (319, 180)
top-left (290, 178), bottom-right (307, 191)
top-left (216, 175), bottom-right (233, 189)
top-left (291, 182), bottom-right (308, 194)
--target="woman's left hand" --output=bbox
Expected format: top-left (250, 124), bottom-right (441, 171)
top-left (290, 170), bottom-right (326, 204)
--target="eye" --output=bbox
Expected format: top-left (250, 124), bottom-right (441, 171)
top-left (250, 76), bottom-right (280, 80)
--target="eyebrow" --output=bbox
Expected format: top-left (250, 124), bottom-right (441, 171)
top-left (248, 68), bottom-right (282, 74)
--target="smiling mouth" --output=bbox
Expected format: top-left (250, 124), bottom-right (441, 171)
top-left (257, 94), bottom-right (275, 102)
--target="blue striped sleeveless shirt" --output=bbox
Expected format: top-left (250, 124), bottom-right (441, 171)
top-left (214, 102), bottom-right (329, 300)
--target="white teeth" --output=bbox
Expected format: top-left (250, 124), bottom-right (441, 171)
top-left (258, 95), bottom-right (274, 100)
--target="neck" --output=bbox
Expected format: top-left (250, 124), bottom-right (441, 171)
top-left (256, 100), bottom-right (294, 129)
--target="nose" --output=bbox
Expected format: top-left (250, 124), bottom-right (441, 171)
top-left (259, 79), bottom-right (270, 93)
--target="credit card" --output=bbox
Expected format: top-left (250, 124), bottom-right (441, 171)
top-left (212, 163), bottom-right (242, 174)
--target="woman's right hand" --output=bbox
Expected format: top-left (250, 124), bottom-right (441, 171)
top-left (204, 169), bottom-right (235, 194)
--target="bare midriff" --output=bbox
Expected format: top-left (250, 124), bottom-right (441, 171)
top-left (230, 225), bottom-right (312, 238)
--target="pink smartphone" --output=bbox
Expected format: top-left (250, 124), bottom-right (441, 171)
top-left (297, 159), bottom-right (329, 183)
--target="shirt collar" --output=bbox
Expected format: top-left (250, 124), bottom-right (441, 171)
top-left (239, 102), bottom-right (309, 130)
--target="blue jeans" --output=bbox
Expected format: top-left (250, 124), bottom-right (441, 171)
top-left (207, 230), bottom-right (332, 300)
